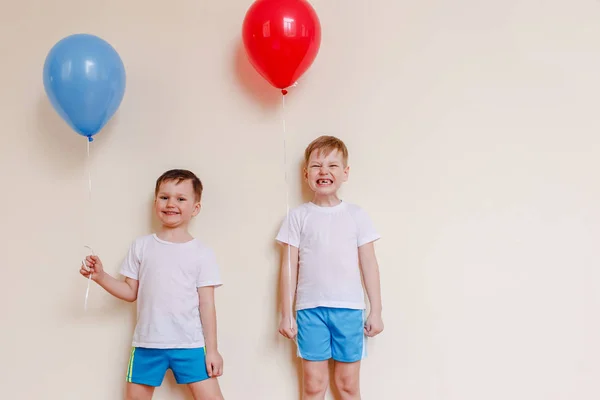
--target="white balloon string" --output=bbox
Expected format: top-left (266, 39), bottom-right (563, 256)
top-left (83, 138), bottom-right (94, 311)
top-left (83, 245), bottom-right (95, 311)
top-left (87, 139), bottom-right (92, 198)
top-left (282, 94), bottom-right (293, 331)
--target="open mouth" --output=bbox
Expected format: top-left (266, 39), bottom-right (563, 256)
top-left (317, 179), bottom-right (332, 186)
top-left (163, 211), bottom-right (180, 216)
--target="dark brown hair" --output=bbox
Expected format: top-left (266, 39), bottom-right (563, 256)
top-left (155, 169), bottom-right (203, 202)
top-left (304, 135), bottom-right (349, 166)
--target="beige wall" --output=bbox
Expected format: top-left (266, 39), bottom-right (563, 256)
top-left (1, 0), bottom-right (600, 399)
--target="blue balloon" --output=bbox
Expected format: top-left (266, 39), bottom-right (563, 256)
top-left (43, 34), bottom-right (126, 141)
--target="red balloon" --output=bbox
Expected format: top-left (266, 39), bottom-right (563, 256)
top-left (242, 0), bottom-right (321, 93)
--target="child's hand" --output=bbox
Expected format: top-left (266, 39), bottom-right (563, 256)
top-left (364, 312), bottom-right (384, 337)
top-left (278, 316), bottom-right (297, 339)
top-left (79, 255), bottom-right (105, 282)
top-left (205, 349), bottom-right (223, 378)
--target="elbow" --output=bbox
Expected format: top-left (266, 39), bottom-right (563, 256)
top-left (126, 294), bottom-right (137, 303)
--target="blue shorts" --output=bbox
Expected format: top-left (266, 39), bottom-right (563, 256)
top-left (125, 347), bottom-right (210, 387)
top-left (297, 307), bottom-right (366, 363)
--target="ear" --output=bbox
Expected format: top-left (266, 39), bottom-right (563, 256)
top-left (192, 201), bottom-right (201, 217)
top-left (343, 165), bottom-right (350, 182)
top-left (303, 167), bottom-right (308, 181)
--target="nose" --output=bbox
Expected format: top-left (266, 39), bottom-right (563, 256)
top-left (166, 197), bottom-right (176, 207)
top-left (319, 166), bottom-right (328, 175)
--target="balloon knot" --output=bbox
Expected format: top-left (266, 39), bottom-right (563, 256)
top-left (281, 89), bottom-right (288, 95)
top-left (87, 136), bottom-right (94, 142)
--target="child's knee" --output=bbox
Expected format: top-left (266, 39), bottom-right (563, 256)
top-left (334, 372), bottom-right (359, 394)
top-left (304, 373), bottom-right (328, 395)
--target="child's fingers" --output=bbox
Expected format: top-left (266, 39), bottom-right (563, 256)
top-left (279, 328), bottom-right (291, 339)
top-left (285, 328), bottom-right (294, 339)
top-left (365, 324), bottom-right (383, 337)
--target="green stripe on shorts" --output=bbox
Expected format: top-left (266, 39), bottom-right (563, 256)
top-left (126, 347), bottom-right (136, 382)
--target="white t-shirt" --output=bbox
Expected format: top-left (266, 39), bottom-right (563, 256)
top-left (120, 234), bottom-right (222, 349)
top-left (276, 201), bottom-right (380, 311)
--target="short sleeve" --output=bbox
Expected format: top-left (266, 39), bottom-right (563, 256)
top-left (355, 208), bottom-right (381, 247)
top-left (275, 210), bottom-right (301, 248)
top-left (197, 248), bottom-right (222, 288)
top-left (120, 239), bottom-right (142, 280)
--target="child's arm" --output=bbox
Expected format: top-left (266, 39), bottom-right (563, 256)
top-left (359, 242), bottom-right (384, 337)
top-left (278, 244), bottom-right (299, 339)
top-left (198, 286), bottom-right (223, 378)
top-left (80, 255), bottom-right (138, 302)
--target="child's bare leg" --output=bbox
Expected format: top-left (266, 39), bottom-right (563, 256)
top-left (188, 378), bottom-right (224, 400)
top-left (333, 361), bottom-right (361, 400)
top-left (125, 382), bottom-right (155, 400)
top-left (302, 360), bottom-right (329, 399)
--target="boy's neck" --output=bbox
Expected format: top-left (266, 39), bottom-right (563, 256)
top-left (311, 194), bottom-right (342, 207)
top-left (156, 226), bottom-right (194, 243)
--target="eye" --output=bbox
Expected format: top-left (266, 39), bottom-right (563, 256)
top-left (160, 196), bottom-right (168, 200)
top-left (310, 164), bottom-right (320, 168)
top-left (178, 198), bottom-right (186, 202)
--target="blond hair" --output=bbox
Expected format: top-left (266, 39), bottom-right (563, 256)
top-left (304, 135), bottom-right (349, 166)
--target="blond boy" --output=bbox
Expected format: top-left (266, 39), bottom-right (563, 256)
top-left (277, 136), bottom-right (384, 399)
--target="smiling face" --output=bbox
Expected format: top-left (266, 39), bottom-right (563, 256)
top-left (304, 148), bottom-right (349, 201)
top-left (154, 179), bottom-right (201, 229)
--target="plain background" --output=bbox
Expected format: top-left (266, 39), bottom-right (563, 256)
top-left (1, 0), bottom-right (600, 399)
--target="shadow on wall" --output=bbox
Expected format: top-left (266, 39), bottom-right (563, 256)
top-left (233, 41), bottom-right (281, 110)
top-left (299, 159), bottom-right (312, 203)
top-left (270, 159), bottom-right (316, 399)
top-left (34, 94), bottom-right (120, 175)
top-left (274, 236), bottom-right (303, 399)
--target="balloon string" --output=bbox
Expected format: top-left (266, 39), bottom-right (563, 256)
top-left (83, 139), bottom-right (94, 311)
top-left (87, 140), bottom-right (92, 199)
top-left (282, 94), bottom-right (293, 331)
top-left (83, 246), bottom-right (95, 311)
